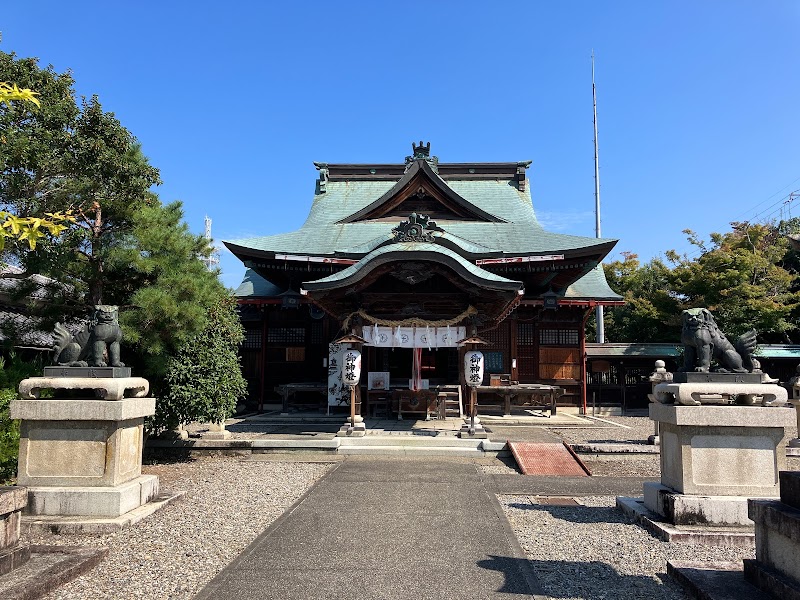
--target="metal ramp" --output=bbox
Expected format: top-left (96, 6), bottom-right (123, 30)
top-left (508, 441), bottom-right (591, 476)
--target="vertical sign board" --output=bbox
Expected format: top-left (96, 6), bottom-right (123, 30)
top-left (464, 351), bottom-right (485, 387)
top-left (328, 343), bottom-right (350, 407)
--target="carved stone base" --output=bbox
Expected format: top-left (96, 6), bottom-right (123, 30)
top-left (24, 475), bottom-right (160, 518)
top-left (43, 366), bottom-right (132, 378)
top-left (19, 376), bottom-right (149, 401)
top-left (643, 482), bottom-right (753, 526)
top-left (651, 403), bottom-right (793, 497)
top-left (653, 382), bottom-right (788, 406)
top-left (11, 398), bottom-right (155, 488)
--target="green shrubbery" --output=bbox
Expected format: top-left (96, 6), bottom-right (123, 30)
top-left (151, 296), bottom-right (247, 435)
top-left (0, 388), bottom-right (20, 483)
top-left (0, 353), bottom-right (43, 482)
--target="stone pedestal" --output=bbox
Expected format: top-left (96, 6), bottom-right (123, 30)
top-left (201, 421), bottom-right (231, 440)
top-left (744, 471), bottom-right (800, 599)
top-left (337, 415), bottom-right (366, 437)
top-left (19, 375), bottom-right (149, 401)
top-left (789, 399), bottom-right (800, 448)
top-left (653, 374), bottom-right (788, 407)
top-left (0, 486), bottom-right (29, 576)
top-left (646, 360), bottom-right (672, 445)
top-left (10, 396), bottom-right (158, 517)
top-left (644, 403), bottom-right (794, 526)
top-left (459, 416), bottom-right (488, 439)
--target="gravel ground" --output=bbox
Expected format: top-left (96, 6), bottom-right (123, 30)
top-left (581, 455), bottom-right (662, 478)
top-left (12, 415), bottom-right (800, 599)
top-left (550, 414), bottom-right (799, 446)
top-left (500, 495), bottom-right (755, 600)
top-left (22, 457), bottom-right (331, 600)
top-left (548, 416), bottom-right (658, 445)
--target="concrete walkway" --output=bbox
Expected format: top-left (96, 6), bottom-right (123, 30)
top-left (195, 457), bottom-right (547, 599)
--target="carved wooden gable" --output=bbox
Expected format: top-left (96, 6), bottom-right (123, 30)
top-left (339, 159), bottom-right (504, 224)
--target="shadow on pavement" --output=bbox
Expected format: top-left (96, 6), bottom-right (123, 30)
top-left (519, 559), bottom-right (680, 599)
top-left (504, 503), bottom-right (629, 525)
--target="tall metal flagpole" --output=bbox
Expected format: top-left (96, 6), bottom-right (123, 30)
top-left (592, 50), bottom-right (605, 343)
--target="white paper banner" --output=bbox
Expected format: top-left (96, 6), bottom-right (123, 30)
top-left (327, 342), bottom-right (350, 407)
top-left (362, 326), bottom-right (466, 348)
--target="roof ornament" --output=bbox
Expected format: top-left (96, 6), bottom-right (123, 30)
top-left (405, 140), bottom-right (439, 173)
top-left (412, 141), bottom-right (430, 158)
top-left (313, 162), bottom-right (329, 193)
top-left (391, 213), bottom-right (444, 243)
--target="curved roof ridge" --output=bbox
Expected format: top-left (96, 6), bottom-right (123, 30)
top-left (301, 242), bottom-right (523, 293)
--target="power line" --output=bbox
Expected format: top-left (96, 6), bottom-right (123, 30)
top-left (676, 189), bottom-right (799, 261)
top-left (731, 176), bottom-right (800, 222)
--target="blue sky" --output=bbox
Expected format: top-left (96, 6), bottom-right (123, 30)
top-left (3, 2), bottom-right (799, 288)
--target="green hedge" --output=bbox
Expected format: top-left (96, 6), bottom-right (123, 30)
top-left (0, 388), bottom-right (19, 483)
top-left (0, 354), bottom-right (44, 483)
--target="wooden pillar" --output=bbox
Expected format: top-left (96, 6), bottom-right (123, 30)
top-left (580, 306), bottom-right (592, 415)
top-left (350, 386), bottom-right (356, 426)
top-left (510, 315), bottom-right (519, 383)
top-left (259, 305), bottom-right (269, 413)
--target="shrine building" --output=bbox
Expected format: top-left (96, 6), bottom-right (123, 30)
top-left (226, 143), bottom-right (623, 417)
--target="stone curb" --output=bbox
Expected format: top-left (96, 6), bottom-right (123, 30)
top-left (743, 559), bottom-right (800, 600)
top-left (616, 496), bottom-right (755, 547)
top-left (0, 546), bottom-right (108, 600)
top-left (146, 437), bottom-right (506, 456)
top-left (668, 560), bottom-right (772, 600)
top-left (21, 490), bottom-right (185, 534)
top-left (571, 443), bottom-right (660, 454)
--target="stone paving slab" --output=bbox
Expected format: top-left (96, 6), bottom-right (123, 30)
top-left (668, 560), bottom-right (772, 600)
top-left (0, 545), bottom-right (108, 600)
top-left (195, 457), bottom-right (545, 599)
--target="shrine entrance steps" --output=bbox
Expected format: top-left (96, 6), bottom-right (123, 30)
top-left (508, 441), bottom-right (592, 476)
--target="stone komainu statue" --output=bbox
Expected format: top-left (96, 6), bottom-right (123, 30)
top-left (53, 305), bottom-right (125, 368)
top-left (680, 308), bottom-right (757, 373)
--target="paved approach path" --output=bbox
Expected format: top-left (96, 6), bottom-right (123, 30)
top-left (196, 457), bottom-right (546, 599)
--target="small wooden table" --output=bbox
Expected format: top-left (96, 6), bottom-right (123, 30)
top-left (392, 389), bottom-right (437, 420)
top-left (274, 382), bottom-right (328, 413)
top-left (475, 384), bottom-right (562, 416)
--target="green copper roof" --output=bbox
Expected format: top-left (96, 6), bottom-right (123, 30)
top-left (585, 343), bottom-right (800, 360)
top-left (226, 178), bottom-right (616, 258)
top-left (234, 269), bottom-right (284, 298)
top-left (302, 242), bottom-right (523, 292)
top-left (585, 343), bottom-right (683, 357)
top-left (563, 265), bottom-right (624, 301)
top-left (754, 345), bottom-right (800, 359)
